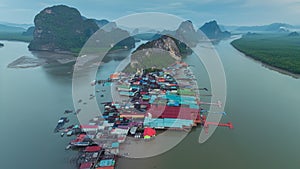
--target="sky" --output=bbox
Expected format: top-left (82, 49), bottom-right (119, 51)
top-left (0, 0), bottom-right (300, 27)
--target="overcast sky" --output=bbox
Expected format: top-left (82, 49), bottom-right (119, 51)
top-left (0, 0), bottom-right (299, 26)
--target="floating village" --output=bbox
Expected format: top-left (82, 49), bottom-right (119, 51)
top-left (54, 61), bottom-right (233, 169)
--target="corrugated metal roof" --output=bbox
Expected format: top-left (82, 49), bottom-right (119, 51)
top-left (84, 146), bottom-right (101, 152)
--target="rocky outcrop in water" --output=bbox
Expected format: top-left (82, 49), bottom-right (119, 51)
top-left (28, 5), bottom-right (135, 54)
top-left (199, 20), bottom-right (231, 40)
top-left (175, 20), bottom-right (201, 47)
top-left (288, 31), bottom-right (299, 37)
top-left (159, 20), bottom-right (202, 47)
top-left (28, 5), bottom-right (99, 53)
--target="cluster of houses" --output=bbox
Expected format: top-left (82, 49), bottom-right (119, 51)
top-left (69, 62), bottom-right (208, 169)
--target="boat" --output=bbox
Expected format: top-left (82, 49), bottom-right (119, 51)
top-left (91, 80), bottom-right (96, 86)
top-left (71, 142), bottom-right (90, 147)
top-left (64, 110), bottom-right (73, 114)
top-left (54, 117), bottom-right (69, 133)
top-left (66, 130), bottom-right (73, 136)
top-left (65, 144), bottom-right (72, 150)
top-left (66, 124), bottom-right (75, 129)
top-left (129, 127), bottom-right (137, 135)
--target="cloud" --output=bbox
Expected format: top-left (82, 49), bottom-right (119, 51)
top-left (168, 2), bottom-right (184, 7)
top-left (0, 0), bottom-right (10, 8)
top-left (135, 2), bottom-right (185, 12)
top-left (0, 4), bottom-right (7, 8)
top-left (12, 8), bottom-right (33, 12)
top-left (285, 1), bottom-right (300, 17)
top-left (241, 0), bottom-right (300, 7)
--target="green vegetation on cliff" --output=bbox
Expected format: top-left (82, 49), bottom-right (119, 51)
top-left (28, 5), bottom-right (135, 54)
top-left (231, 33), bottom-right (300, 74)
top-left (134, 35), bottom-right (192, 57)
top-left (28, 5), bottom-right (99, 53)
top-left (123, 35), bottom-right (192, 73)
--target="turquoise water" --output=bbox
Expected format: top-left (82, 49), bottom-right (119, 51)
top-left (1, 39), bottom-right (300, 169)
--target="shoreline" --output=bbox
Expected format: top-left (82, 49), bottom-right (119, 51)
top-left (29, 46), bottom-right (134, 57)
top-left (1, 38), bottom-right (134, 56)
top-left (0, 38), bottom-right (31, 43)
top-left (29, 48), bottom-right (78, 56)
top-left (0, 38), bottom-right (30, 44)
top-left (231, 42), bottom-right (300, 79)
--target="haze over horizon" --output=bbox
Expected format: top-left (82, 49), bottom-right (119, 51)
top-left (0, 0), bottom-right (300, 27)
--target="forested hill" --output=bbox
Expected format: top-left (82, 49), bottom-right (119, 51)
top-left (231, 33), bottom-right (300, 74)
top-left (28, 5), bottom-right (99, 53)
top-left (28, 5), bottom-right (136, 54)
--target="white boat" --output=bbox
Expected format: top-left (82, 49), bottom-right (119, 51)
top-left (65, 144), bottom-right (72, 150)
top-left (130, 127), bottom-right (137, 135)
top-left (71, 142), bottom-right (90, 147)
top-left (66, 130), bottom-right (73, 136)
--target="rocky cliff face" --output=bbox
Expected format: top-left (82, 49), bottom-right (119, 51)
top-left (175, 20), bottom-right (201, 47)
top-left (160, 20), bottom-right (201, 47)
top-left (28, 5), bottom-right (99, 53)
top-left (28, 5), bottom-right (136, 54)
top-left (199, 20), bottom-right (231, 40)
top-left (134, 35), bottom-right (192, 58)
top-left (124, 35), bottom-right (192, 72)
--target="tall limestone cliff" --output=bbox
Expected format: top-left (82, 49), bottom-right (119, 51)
top-left (28, 5), bottom-right (99, 53)
top-left (175, 20), bottom-right (201, 47)
top-left (199, 20), bottom-right (231, 40)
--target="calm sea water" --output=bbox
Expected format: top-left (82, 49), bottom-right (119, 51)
top-left (0, 41), bottom-right (78, 169)
top-left (1, 39), bottom-right (300, 169)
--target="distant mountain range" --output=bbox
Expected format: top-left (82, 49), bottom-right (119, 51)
top-left (1, 4), bottom-right (300, 55)
top-left (136, 20), bottom-right (230, 45)
top-left (222, 23), bottom-right (300, 33)
top-left (0, 24), bottom-right (26, 32)
top-left (288, 31), bottom-right (299, 37)
top-left (126, 20), bottom-right (230, 70)
top-left (1, 15), bottom-right (300, 35)
top-left (0, 22), bottom-right (32, 29)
